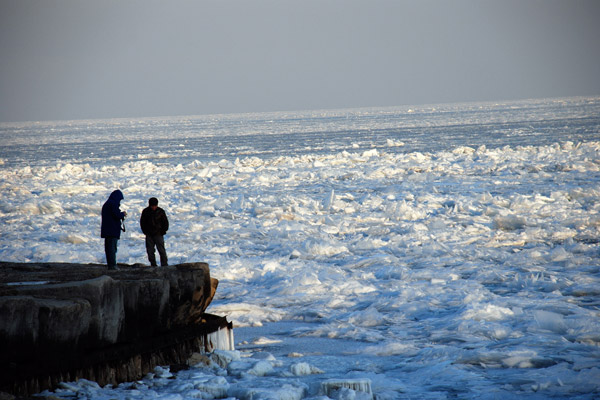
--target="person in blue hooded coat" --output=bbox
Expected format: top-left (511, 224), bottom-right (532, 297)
top-left (101, 190), bottom-right (127, 270)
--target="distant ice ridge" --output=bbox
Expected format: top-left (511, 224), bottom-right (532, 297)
top-left (1, 140), bottom-right (597, 268)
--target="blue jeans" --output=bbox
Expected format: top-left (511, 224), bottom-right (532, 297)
top-left (104, 237), bottom-right (119, 269)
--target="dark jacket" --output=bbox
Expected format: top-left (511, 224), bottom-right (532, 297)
top-left (140, 206), bottom-right (169, 236)
top-left (101, 190), bottom-right (126, 239)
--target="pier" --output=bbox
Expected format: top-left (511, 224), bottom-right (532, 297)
top-left (0, 262), bottom-right (233, 397)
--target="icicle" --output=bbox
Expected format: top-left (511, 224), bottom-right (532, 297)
top-left (323, 189), bottom-right (335, 211)
top-left (320, 378), bottom-right (373, 399)
top-left (204, 325), bottom-right (235, 352)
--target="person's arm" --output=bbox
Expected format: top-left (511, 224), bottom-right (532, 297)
top-left (163, 212), bottom-right (169, 233)
top-left (140, 209), bottom-right (148, 235)
top-left (112, 202), bottom-right (124, 220)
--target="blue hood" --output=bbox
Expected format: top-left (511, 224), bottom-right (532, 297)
top-left (109, 190), bottom-right (124, 204)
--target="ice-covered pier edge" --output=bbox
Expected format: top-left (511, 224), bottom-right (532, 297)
top-left (0, 262), bottom-right (233, 397)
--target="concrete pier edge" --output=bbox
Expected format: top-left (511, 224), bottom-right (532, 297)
top-left (0, 262), bottom-right (233, 397)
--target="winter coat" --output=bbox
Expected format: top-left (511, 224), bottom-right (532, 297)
top-left (101, 190), bottom-right (126, 239)
top-left (140, 206), bottom-right (169, 236)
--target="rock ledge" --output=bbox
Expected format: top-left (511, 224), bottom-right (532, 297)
top-left (0, 262), bottom-right (232, 397)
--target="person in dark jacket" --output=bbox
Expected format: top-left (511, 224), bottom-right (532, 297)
top-left (140, 197), bottom-right (169, 267)
top-left (101, 190), bottom-right (127, 270)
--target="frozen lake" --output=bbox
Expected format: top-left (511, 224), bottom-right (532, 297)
top-left (1, 97), bottom-right (599, 399)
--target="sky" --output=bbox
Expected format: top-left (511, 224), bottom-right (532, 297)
top-left (1, 0), bottom-right (599, 123)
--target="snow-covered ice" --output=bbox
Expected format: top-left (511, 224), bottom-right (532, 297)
top-left (1, 97), bottom-right (600, 399)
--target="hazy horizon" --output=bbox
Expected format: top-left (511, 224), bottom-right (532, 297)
top-left (1, 94), bottom-right (598, 126)
top-left (2, 0), bottom-right (599, 124)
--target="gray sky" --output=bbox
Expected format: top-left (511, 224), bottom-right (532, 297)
top-left (1, 0), bottom-right (599, 123)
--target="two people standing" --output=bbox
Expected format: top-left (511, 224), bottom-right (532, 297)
top-left (101, 191), bottom-right (169, 269)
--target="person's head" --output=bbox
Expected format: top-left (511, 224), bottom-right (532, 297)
top-left (149, 197), bottom-right (158, 210)
top-left (109, 190), bottom-right (124, 203)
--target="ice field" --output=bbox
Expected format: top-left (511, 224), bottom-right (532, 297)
top-left (1, 97), bottom-right (600, 399)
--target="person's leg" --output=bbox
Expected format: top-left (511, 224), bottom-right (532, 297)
top-left (114, 238), bottom-right (119, 268)
top-left (146, 235), bottom-right (157, 266)
top-left (155, 235), bottom-right (168, 267)
top-left (105, 237), bottom-right (118, 269)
